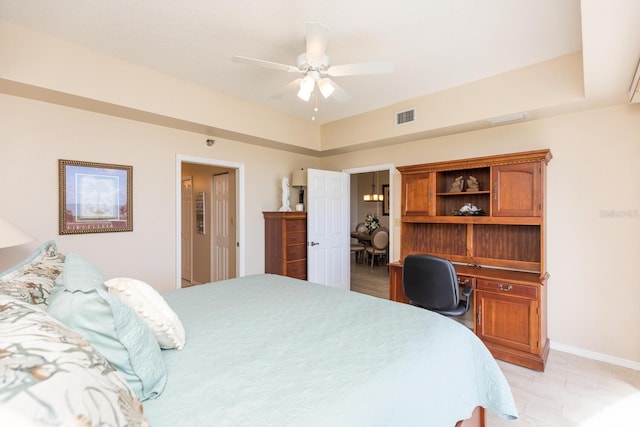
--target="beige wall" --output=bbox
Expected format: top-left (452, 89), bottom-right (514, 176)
top-left (320, 103), bottom-right (640, 365)
top-left (0, 20), bottom-right (322, 152)
top-left (0, 93), bottom-right (319, 291)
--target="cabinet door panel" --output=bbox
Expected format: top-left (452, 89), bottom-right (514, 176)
top-left (476, 291), bottom-right (539, 354)
top-left (402, 173), bottom-right (432, 216)
top-left (492, 163), bottom-right (541, 217)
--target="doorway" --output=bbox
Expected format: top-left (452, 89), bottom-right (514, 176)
top-left (176, 155), bottom-right (245, 289)
top-left (343, 164), bottom-right (394, 299)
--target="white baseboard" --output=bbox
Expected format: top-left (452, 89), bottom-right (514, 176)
top-left (550, 341), bottom-right (640, 371)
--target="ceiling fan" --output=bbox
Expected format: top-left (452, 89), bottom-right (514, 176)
top-left (231, 22), bottom-right (394, 103)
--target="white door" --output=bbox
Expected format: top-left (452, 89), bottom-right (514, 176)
top-left (307, 168), bottom-right (350, 290)
top-left (212, 173), bottom-right (230, 282)
top-left (181, 177), bottom-right (193, 282)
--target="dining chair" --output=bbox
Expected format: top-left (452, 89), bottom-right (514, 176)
top-left (351, 242), bottom-right (366, 263)
top-left (365, 227), bottom-right (389, 268)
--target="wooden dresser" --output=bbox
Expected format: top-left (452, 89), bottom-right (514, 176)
top-left (263, 211), bottom-right (307, 280)
top-left (392, 149), bottom-right (552, 371)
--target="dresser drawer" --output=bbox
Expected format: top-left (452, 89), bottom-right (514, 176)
top-left (286, 260), bottom-right (306, 279)
top-left (476, 279), bottom-right (538, 299)
top-left (286, 231), bottom-right (306, 245)
top-left (286, 219), bottom-right (306, 232)
top-left (286, 244), bottom-right (306, 261)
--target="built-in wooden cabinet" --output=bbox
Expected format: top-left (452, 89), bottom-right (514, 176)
top-left (401, 173), bottom-right (432, 216)
top-left (492, 162), bottom-right (542, 217)
top-left (263, 212), bottom-right (307, 280)
top-left (392, 149), bottom-right (551, 371)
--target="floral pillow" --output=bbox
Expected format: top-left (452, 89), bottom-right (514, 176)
top-left (0, 294), bottom-right (148, 426)
top-left (0, 240), bottom-right (65, 306)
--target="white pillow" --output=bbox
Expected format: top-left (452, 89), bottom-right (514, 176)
top-left (105, 277), bottom-right (186, 350)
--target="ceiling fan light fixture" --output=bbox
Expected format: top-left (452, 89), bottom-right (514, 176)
top-left (297, 75), bottom-right (315, 101)
top-left (318, 79), bottom-right (335, 99)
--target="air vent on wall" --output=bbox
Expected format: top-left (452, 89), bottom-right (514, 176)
top-left (396, 108), bottom-right (416, 125)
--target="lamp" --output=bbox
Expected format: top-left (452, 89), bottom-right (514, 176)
top-left (291, 168), bottom-right (307, 211)
top-left (297, 75), bottom-right (315, 102)
top-left (0, 217), bottom-right (33, 249)
top-left (318, 78), bottom-right (335, 99)
top-left (363, 172), bottom-right (384, 202)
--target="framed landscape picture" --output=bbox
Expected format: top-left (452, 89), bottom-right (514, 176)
top-left (58, 159), bottom-right (133, 234)
top-left (382, 184), bottom-right (390, 216)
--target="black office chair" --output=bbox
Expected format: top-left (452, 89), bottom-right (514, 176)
top-left (402, 254), bottom-right (474, 317)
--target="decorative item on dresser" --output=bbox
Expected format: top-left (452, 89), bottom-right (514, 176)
top-left (291, 168), bottom-right (307, 212)
top-left (263, 211), bottom-right (307, 280)
top-left (278, 177), bottom-right (292, 212)
top-left (391, 149), bottom-right (552, 371)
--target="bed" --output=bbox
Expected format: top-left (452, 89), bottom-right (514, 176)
top-left (146, 274), bottom-right (517, 426)
top-left (0, 242), bottom-right (517, 426)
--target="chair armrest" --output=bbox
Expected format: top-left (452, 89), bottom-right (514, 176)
top-left (461, 285), bottom-right (474, 298)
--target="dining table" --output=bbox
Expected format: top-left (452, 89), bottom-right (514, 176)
top-left (350, 231), bottom-right (372, 243)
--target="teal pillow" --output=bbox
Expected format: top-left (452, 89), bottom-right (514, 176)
top-left (48, 253), bottom-right (167, 401)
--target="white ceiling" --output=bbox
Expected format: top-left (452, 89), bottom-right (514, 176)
top-left (0, 0), bottom-right (602, 124)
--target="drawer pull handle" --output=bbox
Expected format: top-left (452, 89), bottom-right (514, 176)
top-left (498, 283), bottom-right (513, 292)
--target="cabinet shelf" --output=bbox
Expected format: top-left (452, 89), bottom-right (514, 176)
top-left (401, 216), bottom-right (542, 225)
top-left (436, 190), bottom-right (491, 196)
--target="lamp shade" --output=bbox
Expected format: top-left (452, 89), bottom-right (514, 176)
top-left (363, 172), bottom-right (383, 202)
top-left (318, 78), bottom-right (335, 99)
top-left (296, 76), bottom-right (315, 101)
top-left (0, 217), bottom-right (33, 249)
top-left (291, 168), bottom-right (307, 187)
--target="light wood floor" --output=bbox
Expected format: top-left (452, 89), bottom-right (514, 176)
top-left (349, 258), bottom-right (640, 426)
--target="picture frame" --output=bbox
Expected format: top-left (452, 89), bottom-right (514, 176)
top-left (382, 184), bottom-right (390, 216)
top-left (58, 159), bottom-right (133, 234)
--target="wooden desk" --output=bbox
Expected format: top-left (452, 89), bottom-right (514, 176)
top-left (389, 261), bottom-right (549, 371)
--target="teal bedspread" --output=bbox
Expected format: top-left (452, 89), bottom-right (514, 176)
top-left (143, 274), bottom-right (517, 426)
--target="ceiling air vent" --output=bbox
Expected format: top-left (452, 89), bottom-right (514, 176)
top-left (396, 108), bottom-right (416, 125)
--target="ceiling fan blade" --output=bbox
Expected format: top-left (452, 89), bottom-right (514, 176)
top-left (327, 61), bottom-right (394, 77)
top-left (305, 22), bottom-right (329, 63)
top-left (231, 55), bottom-right (299, 73)
top-left (269, 79), bottom-right (302, 100)
top-left (326, 79), bottom-right (351, 103)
